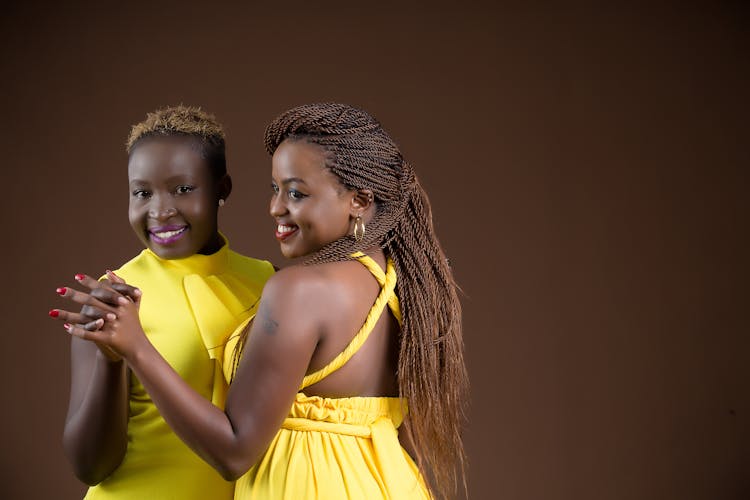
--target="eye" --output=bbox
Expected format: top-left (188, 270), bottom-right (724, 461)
top-left (175, 185), bottom-right (195, 195)
top-left (288, 189), bottom-right (307, 201)
top-left (132, 189), bottom-right (151, 199)
top-left (271, 183), bottom-right (279, 194)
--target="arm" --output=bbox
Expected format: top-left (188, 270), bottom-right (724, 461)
top-left (53, 275), bottom-right (141, 484)
top-left (63, 270), bottom-right (322, 480)
top-left (63, 338), bottom-right (129, 485)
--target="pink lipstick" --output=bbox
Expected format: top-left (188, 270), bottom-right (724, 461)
top-left (149, 225), bottom-right (188, 245)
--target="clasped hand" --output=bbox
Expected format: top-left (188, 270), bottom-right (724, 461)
top-left (50, 272), bottom-right (146, 360)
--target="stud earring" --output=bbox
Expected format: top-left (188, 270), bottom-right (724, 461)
top-left (353, 215), bottom-right (366, 242)
top-left (218, 199), bottom-right (225, 207)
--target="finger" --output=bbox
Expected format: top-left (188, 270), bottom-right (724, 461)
top-left (73, 274), bottom-right (113, 292)
top-left (80, 304), bottom-right (119, 321)
top-left (49, 308), bottom-right (115, 324)
top-left (56, 286), bottom-right (117, 313)
top-left (106, 270), bottom-right (126, 284)
top-left (64, 322), bottom-right (108, 343)
top-left (90, 286), bottom-right (129, 306)
top-left (111, 282), bottom-right (142, 302)
top-left (83, 318), bottom-right (105, 331)
top-left (57, 287), bottom-right (121, 323)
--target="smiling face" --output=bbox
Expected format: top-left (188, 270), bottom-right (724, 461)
top-left (128, 137), bottom-right (228, 259)
top-left (270, 139), bottom-right (355, 259)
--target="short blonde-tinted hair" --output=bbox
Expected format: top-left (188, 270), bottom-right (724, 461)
top-left (126, 105), bottom-right (227, 178)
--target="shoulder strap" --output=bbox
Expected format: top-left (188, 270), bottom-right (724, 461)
top-left (351, 252), bottom-right (402, 325)
top-left (299, 254), bottom-right (400, 390)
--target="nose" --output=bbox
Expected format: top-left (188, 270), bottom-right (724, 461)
top-left (269, 193), bottom-right (287, 217)
top-left (148, 206), bottom-right (177, 219)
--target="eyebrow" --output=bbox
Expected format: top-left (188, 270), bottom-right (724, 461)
top-left (129, 175), bottom-right (197, 185)
top-left (280, 177), bottom-right (307, 186)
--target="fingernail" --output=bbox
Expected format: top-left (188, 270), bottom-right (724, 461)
top-left (117, 296), bottom-right (129, 305)
top-left (56, 287), bottom-right (67, 295)
top-left (96, 318), bottom-right (105, 327)
top-left (63, 323), bottom-right (71, 330)
top-left (134, 288), bottom-right (142, 297)
top-left (106, 313), bottom-right (116, 321)
top-left (75, 274), bottom-right (85, 281)
top-left (49, 309), bottom-right (59, 318)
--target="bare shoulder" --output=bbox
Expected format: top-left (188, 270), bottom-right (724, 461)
top-left (265, 262), bottom-right (350, 295)
top-left (261, 262), bottom-right (360, 316)
top-left (249, 262), bottom-right (355, 344)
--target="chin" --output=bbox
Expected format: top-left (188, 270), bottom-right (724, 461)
top-left (279, 243), bottom-right (310, 260)
top-left (151, 248), bottom-right (189, 260)
top-left (279, 248), bottom-right (300, 259)
top-left (147, 242), bottom-right (194, 260)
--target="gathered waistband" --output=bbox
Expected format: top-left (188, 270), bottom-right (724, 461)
top-left (281, 416), bottom-right (395, 438)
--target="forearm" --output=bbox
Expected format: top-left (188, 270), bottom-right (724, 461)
top-left (63, 350), bottom-right (129, 485)
top-left (60, 281), bottom-right (305, 482)
top-left (127, 342), bottom-right (259, 479)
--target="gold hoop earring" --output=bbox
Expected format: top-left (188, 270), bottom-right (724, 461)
top-left (218, 199), bottom-right (225, 207)
top-left (353, 215), bottom-right (366, 242)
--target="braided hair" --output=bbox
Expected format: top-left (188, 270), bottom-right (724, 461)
top-left (265, 103), bottom-right (468, 498)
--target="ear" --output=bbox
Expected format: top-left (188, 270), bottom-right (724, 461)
top-left (349, 188), bottom-right (374, 217)
top-left (217, 174), bottom-right (233, 202)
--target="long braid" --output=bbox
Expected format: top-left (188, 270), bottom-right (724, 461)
top-left (264, 103), bottom-right (468, 498)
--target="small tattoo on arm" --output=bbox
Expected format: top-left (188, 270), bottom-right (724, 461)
top-left (260, 308), bottom-right (279, 335)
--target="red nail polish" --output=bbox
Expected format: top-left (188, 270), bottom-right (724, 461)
top-left (56, 287), bottom-right (67, 295)
top-left (49, 309), bottom-right (59, 318)
top-left (75, 274), bottom-right (85, 281)
top-left (63, 323), bottom-right (71, 330)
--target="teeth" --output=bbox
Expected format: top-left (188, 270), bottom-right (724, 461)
top-left (154, 228), bottom-right (186, 239)
top-left (278, 224), bottom-right (296, 234)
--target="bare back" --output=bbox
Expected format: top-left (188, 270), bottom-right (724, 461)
top-left (293, 249), bottom-right (399, 398)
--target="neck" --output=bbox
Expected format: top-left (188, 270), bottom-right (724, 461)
top-left (198, 232), bottom-right (225, 255)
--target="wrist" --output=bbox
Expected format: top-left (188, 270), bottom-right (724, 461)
top-left (96, 349), bottom-right (124, 366)
top-left (127, 338), bottom-right (156, 370)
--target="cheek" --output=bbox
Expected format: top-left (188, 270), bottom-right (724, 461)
top-left (317, 205), bottom-right (351, 237)
top-left (127, 206), bottom-right (148, 242)
top-left (128, 204), bottom-right (142, 226)
top-left (185, 197), bottom-right (218, 227)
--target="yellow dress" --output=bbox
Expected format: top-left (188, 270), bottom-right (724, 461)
top-left (85, 237), bottom-right (274, 500)
top-left (230, 254), bottom-right (431, 499)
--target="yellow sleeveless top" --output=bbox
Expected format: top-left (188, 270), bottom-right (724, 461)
top-left (231, 253), bottom-right (431, 499)
top-left (85, 238), bottom-right (274, 500)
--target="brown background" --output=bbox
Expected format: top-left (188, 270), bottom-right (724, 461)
top-left (1, 2), bottom-right (748, 499)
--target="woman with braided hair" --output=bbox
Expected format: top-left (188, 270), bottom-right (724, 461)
top-left (55, 103), bottom-right (468, 499)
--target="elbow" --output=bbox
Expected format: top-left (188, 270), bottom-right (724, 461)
top-left (62, 430), bottom-right (124, 486)
top-left (217, 462), bottom-right (249, 482)
top-left (64, 448), bottom-right (113, 487)
top-left (200, 436), bottom-right (259, 481)
top-left (213, 455), bottom-right (255, 482)
top-left (219, 470), bottom-right (242, 482)
top-left (64, 453), bottom-right (113, 486)
top-left (73, 467), bottom-right (109, 487)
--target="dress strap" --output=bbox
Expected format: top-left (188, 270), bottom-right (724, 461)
top-left (299, 253), bottom-right (400, 390)
top-left (351, 252), bottom-right (401, 325)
